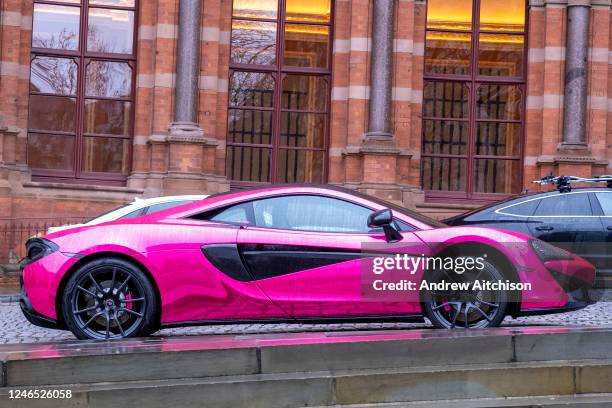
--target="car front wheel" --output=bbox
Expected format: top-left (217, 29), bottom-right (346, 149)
top-left (421, 259), bottom-right (509, 329)
top-left (62, 257), bottom-right (158, 340)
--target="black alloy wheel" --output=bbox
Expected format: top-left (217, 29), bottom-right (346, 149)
top-left (422, 259), bottom-right (508, 329)
top-left (62, 258), bottom-right (158, 340)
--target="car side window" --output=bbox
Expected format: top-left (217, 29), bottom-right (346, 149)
top-left (120, 208), bottom-right (145, 219)
top-left (534, 193), bottom-right (592, 216)
top-left (499, 199), bottom-right (540, 216)
top-left (594, 192), bottom-right (612, 216)
top-left (144, 200), bottom-right (193, 215)
top-left (252, 195), bottom-right (374, 233)
top-left (209, 202), bottom-right (252, 224)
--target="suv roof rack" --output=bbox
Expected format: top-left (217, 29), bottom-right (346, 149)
top-left (532, 174), bottom-right (612, 193)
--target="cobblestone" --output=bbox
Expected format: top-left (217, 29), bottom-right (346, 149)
top-left (2, 291), bottom-right (612, 344)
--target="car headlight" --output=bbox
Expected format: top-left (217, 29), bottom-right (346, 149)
top-left (22, 238), bottom-right (59, 266)
top-left (529, 239), bottom-right (573, 262)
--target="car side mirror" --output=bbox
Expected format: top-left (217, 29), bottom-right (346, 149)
top-left (368, 209), bottom-right (403, 243)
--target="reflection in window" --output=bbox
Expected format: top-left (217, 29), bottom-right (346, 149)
top-left (86, 61), bottom-right (132, 98)
top-left (230, 21), bottom-right (277, 65)
top-left (82, 137), bottom-right (130, 173)
top-left (32, 4), bottom-right (80, 50)
top-left (229, 72), bottom-right (274, 107)
top-left (422, 0), bottom-right (526, 198)
top-left (27, 134), bottom-right (75, 170)
top-left (232, 0), bottom-right (278, 19)
top-left (28, 0), bottom-right (137, 182)
top-left (228, 0), bottom-right (332, 184)
top-left (87, 8), bottom-right (135, 54)
top-left (286, 0), bottom-right (331, 23)
top-left (30, 57), bottom-right (78, 95)
top-left (252, 195), bottom-right (371, 232)
top-left (424, 32), bottom-right (471, 75)
top-left (84, 100), bottom-right (131, 136)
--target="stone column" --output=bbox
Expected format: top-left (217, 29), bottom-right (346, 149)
top-left (365, 0), bottom-right (395, 141)
top-left (561, 0), bottom-right (590, 148)
top-left (170, 0), bottom-right (203, 136)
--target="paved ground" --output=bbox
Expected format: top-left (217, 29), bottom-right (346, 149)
top-left (2, 291), bottom-right (611, 344)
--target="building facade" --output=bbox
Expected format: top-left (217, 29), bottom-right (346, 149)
top-left (1, 0), bottom-right (612, 265)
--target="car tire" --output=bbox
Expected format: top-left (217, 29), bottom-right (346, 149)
top-left (62, 257), bottom-right (158, 340)
top-left (421, 258), bottom-right (508, 329)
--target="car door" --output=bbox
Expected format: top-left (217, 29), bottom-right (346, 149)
top-left (590, 191), bottom-right (612, 278)
top-left (234, 194), bottom-right (432, 319)
top-left (527, 192), bottom-right (603, 264)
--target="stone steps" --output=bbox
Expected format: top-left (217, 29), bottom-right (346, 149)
top-left (1, 327), bottom-right (612, 407)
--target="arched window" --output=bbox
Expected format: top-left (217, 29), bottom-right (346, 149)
top-left (227, 0), bottom-right (332, 186)
top-left (421, 0), bottom-right (527, 201)
top-left (28, 0), bottom-right (137, 184)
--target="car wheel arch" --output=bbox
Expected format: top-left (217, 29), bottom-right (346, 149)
top-left (55, 252), bottom-right (162, 331)
top-left (421, 242), bottom-right (522, 319)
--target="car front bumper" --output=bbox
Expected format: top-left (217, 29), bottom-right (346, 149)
top-left (19, 274), bottom-right (62, 330)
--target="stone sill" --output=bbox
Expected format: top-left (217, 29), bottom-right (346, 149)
top-left (23, 181), bottom-right (144, 195)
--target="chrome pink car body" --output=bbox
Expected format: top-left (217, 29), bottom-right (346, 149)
top-left (22, 185), bottom-right (596, 326)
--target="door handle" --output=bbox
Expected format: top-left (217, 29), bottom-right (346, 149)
top-left (535, 226), bottom-right (554, 231)
top-left (606, 226), bottom-right (612, 231)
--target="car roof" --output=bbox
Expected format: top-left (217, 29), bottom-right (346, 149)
top-left (444, 187), bottom-right (612, 222)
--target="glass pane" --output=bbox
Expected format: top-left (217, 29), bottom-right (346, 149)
top-left (84, 100), bottom-right (132, 135)
top-left (227, 109), bottom-right (273, 144)
top-left (88, 8), bottom-right (135, 54)
top-left (422, 120), bottom-right (468, 155)
top-left (82, 136), bottom-right (130, 173)
top-left (30, 56), bottom-right (78, 95)
top-left (277, 149), bottom-right (325, 184)
top-left (227, 146), bottom-right (271, 182)
top-left (426, 0), bottom-right (472, 31)
top-left (476, 122), bottom-right (521, 157)
top-left (281, 112), bottom-right (325, 148)
top-left (282, 75), bottom-right (327, 111)
top-left (535, 194), bottom-right (591, 216)
top-left (253, 196), bottom-right (370, 232)
top-left (232, 0), bottom-right (277, 19)
top-left (28, 95), bottom-right (76, 132)
top-left (90, 0), bottom-right (136, 7)
top-left (86, 61), bottom-right (132, 98)
top-left (425, 31), bottom-right (471, 75)
top-left (32, 4), bottom-right (80, 50)
top-left (229, 72), bottom-right (274, 108)
top-left (480, 0), bottom-right (525, 32)
top-left (595, 193), bottom-right (612, 216)
top-left (473, 159), bottom-right (521, 193)
top-left (478, 34), bottom-right (524, 77)
top-left (477, 85), bottom-right (521, 120)
top-left (231, 20), bottom-right (277, 65)
top-left (27, 133), bottom-right (74, 170)
top-left (423, 82), bottom-right (469, 118)
top-left (286, 0), bottom-right (331, 23)
top-left (284, 24), bottom-right (329, 68)
top-left (421, 157), bottom-right (466, 191)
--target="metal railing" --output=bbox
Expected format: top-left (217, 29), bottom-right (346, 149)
top-left (0, 217), bottom-right (91, 265)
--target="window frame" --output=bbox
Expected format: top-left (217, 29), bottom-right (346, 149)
top-left (421, 0), bottom-right (528, 203)
top-left (227, 0), bottom-right (334, 187)
top-left (28, 0), bottom-right (138, 185)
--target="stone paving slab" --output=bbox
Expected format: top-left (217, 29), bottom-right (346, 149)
top-left (1, 290), bottom-right (612, 344)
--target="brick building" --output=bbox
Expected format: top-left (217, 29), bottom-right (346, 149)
top-left (0, 0), bottom-right (611, 267)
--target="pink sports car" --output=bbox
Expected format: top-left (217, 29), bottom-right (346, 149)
top-left (20, 185), bottom-right (596, 340)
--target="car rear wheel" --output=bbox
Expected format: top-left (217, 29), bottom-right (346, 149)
top-left (62, 258), bottom-right (158, 340)
top-left (422, 259), bottom-right (508, 329)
